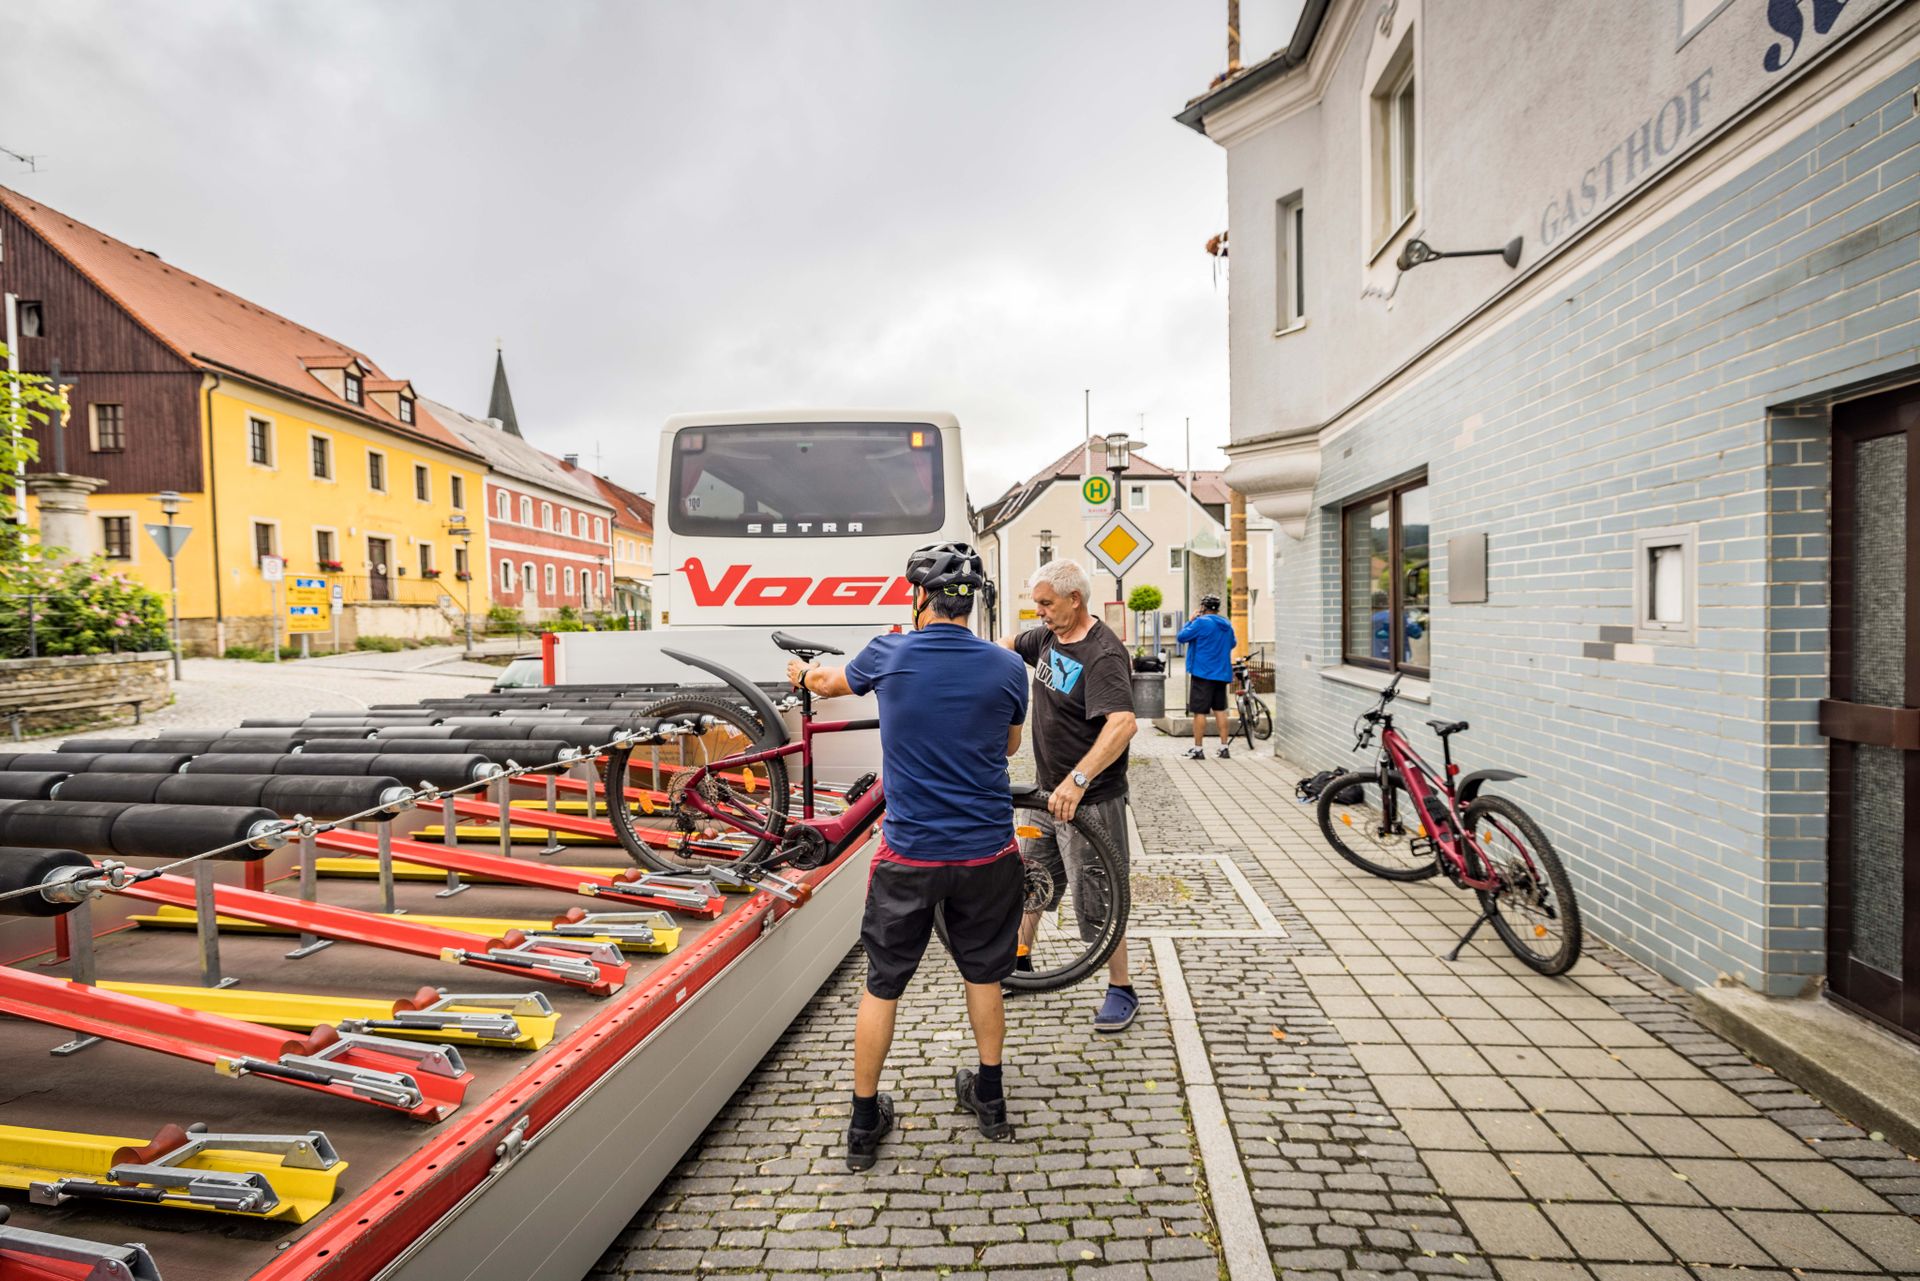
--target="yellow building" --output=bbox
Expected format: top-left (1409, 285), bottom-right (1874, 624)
top-left (1, 186), bottom-right (490, 652)
top-left (560, 458), bottom-right (653, 627)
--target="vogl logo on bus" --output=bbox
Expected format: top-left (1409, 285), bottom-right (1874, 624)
top-left (679, 559), bottom-right (913, 608)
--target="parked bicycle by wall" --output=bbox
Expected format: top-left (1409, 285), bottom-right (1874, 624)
top-left (1314, 675), bottom-right (1583, 974)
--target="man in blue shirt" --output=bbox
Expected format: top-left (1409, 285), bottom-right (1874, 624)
top-left (1178, 593), bottom-right (1238, 759)
top-left (787, 542), bottom-right (1029, 1171)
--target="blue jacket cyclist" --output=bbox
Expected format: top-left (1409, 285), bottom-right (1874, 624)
top-left (787, 541), bottom-right (1028, 1172)
top-left (1177, 594), bottom-right (1238, 760)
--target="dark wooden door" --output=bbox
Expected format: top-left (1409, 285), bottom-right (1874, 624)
top-left (1824, 385), bottom-right (1920, 1039)
top-left (368, 537), bottom-right (392, 602)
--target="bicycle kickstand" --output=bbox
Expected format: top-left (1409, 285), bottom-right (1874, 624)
top-left (1444, 908), bottom-right (1499, 963)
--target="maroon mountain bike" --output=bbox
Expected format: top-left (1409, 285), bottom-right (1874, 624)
top-left (1315, 675), bottom-right (1583, 974)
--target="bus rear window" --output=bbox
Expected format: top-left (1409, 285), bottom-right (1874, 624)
top-left (669, 422), bottom-right (944, 537)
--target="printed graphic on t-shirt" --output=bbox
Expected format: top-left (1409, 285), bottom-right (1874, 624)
top-left (1039, 648), bottom-right (1083, 695)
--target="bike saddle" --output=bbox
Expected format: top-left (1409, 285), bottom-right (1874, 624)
top-left (1427, 719), bottom-right (1470, 737)
top-left (771, 631), bottom-right (846, 661)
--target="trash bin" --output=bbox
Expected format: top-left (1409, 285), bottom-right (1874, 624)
top-left (1130, 670), bottom-right (1166, 719)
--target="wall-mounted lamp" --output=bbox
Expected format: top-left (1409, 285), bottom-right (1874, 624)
top-left (1396, 236), bottom-right (1524, 273)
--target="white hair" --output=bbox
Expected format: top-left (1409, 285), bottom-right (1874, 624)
top-left (1028, 558), bottom-right (1092, 605)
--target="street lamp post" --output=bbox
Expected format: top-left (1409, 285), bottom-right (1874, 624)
top-left (157, 490), bottom-right (184, 679)
top-left (446, 515), bottom-right (474, 656)
top-left (1102, 432), bottom-right (1132, 630)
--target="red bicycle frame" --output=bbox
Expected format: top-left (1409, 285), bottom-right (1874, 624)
top-left (1376, 724), bottom-right (1501, 894)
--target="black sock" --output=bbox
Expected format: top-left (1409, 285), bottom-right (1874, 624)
top-left (852, 1091), bottom-right (879, 1130)
top-left (975, 1063), bottom-right (1003, 1103)
top-left (1113, 984), bottom-right (1136, 995)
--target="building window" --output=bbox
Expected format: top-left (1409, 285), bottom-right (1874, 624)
top-left (344, 371), bottom-right (363, 405)
top-left (523, 561), bottom-right (537, 598)
top-left (1371, 52), bottom-right (1418, 248)
top-left (1169, 547), bottom-right (1185, 572)
top-left (520, 496), bottom-right (533, 525)
top-left (1633, 526), bottom-right (1696, 643)
top-left (564, 566), bottom-right (576, 595)
top-left (90, 403), bottom-right (126, 452)
top-left (16, 301), bottom-right (43, 338)
top-left (253, 521), bottom-right (278, 566)
top-left (367, 450), bottom-right (386, 492)
top-left (544, 564), bottom-right (556, 595)
top-left (500, 560), bottom-right (515, 593)
top-left (1342, 477), bottom-right (1430, 675)
top-left (454, 545), bottom-right (468, 577)
top-left (1277, 193), bottom-right (1306, 330)
top-left (101, 516), bottom-right (132, 560)
top-left (398, 396), bottom-right (414, 425)
top-left (414, 464), bottom-right (430, 502)
top-left (450, 475), bottom-right (465, 510)
top-left (541, 502), bottom-right (553, 530)
top-left (248, 417), bottom-right (274, 466)
top-left (560, 509), bottom-right (573, 536)
top-left (311, 434), bottom-right (332, 479)
top-left (1128, 484), bottom-right (1148, 511)
top-left (596, 571), bottom-right (605, 597)
top-left (316, 528), bottom-right (335, 566)
top-left (419, 544), bottom-right (435, 576)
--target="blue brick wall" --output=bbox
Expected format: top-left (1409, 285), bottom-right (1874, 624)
top-left (1266, 63), bottom-right (1920, 996)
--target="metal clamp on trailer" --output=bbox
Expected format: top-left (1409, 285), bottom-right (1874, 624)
top-left (0, 1207), bottom-right (161, 1281)
top-left (2, 1120), bottom-right (344, 1222)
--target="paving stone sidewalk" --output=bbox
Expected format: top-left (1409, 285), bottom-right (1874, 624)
top-left (589, 743), bottom-right (1920, 1281)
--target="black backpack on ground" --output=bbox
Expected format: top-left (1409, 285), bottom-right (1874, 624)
top-left (1295, 770), bottom-right (1364, 806)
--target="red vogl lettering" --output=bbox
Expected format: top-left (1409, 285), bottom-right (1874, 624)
top-left (736, 576), bottom-right (810, 607)
top-left (807, 577), bottom-right (887, 606)
top-left (677, 559), bottom-right (747, 607)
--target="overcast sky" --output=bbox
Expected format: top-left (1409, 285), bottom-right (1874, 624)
top-left (1, 2), bottom-right (1303, 503)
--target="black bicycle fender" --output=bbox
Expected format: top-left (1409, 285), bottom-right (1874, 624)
top-left (1457, 768), bottom-right (1525, 805)
top-left (660, 648), bottom-right (790, 749)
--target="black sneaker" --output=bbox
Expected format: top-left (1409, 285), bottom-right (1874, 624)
top-left (845, 1093), bottom-right (895, 1171)
top-left (1184, 746), bottom-right (1206, 760)
top-left (954, 1069), bottom-right (1014, 1139)
top-left (1217, 746), bottom-right (1231, 759)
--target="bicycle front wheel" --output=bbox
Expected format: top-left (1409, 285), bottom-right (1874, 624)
top-left (934, 798), bottom-right (1130, 994)
top-left (1247, 700), bottom-right (1273, 742)
top-left (1316, 771), bottom-right (1441, 881)
top-left (1239, 697), bottom-right (1257, 751)
top-left (1465, 794), bottom-right (1583, 975)
top-left (603, 693), bottom-right (789, 875)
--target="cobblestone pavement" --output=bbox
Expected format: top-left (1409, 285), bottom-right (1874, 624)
top-left (590, 731), bottom-right (1920, 1281)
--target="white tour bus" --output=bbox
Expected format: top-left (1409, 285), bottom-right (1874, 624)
top-left (547, 410), bottom-right (975, 774)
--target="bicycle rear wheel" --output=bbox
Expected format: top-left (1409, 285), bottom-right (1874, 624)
top-left (1239, 696), bottom-right (1257, 750)
top-left (603, 694), bottom-right (789, 875)
top-left (1465, 794), bottom-right (1583, 975)
top-left (1247, 699), bottom-right (1273, 742)
top-left (933, 797), bottom-right (1130, 994)
top-left (1316, 771), bottom-right (1441, 881)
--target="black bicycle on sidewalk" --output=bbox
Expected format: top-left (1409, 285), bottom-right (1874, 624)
top-left (598, 632), bottom-right (1130, 993)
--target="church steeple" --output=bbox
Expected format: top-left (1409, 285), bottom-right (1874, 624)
top-left (488, 341), bottom-right (521, 437)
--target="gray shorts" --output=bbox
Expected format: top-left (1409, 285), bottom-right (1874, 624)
top-left (1017, 795), bottom-right (1128, 944)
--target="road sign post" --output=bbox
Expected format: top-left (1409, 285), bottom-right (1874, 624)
top-left (260, 556), bottom-right (285, 662)
top-left (1084, 509), bottom-right (1153, 631)
top-left (287, 575), bottom-right (330, 660)
top-left (143, 518), bottom-right (193, 680)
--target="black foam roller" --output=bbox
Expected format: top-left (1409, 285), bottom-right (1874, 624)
top-left (0, 847), bottom-right (93, 917)
top-left (257, 775), bottom-right (403, 820)
top-left (53, 774), bottom-right (170, 804)
top-left (56, 738), bottom-right (147, 754)
top-left (372, 725), bottom-right (465, 740)
top-left (0, 772), bottom-right (69, 799)
top-left (109, 803), bottom-right (281, 860)
top-left (89, 754), bottom-right (196, 774)
top-left (3, 752), bottom-right (189, 774)
top-left (299, 738), bottom-right (572, 767)
top-left (0, 799), bottom-right (121, 853)
top-left (204, 739), bottom-right (304, 755)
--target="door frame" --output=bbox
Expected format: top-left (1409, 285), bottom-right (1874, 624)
top-left (1823, 385), bottom-right (1920, 1039)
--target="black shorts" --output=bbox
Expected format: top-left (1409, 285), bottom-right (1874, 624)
top-left (1188, 676), bottom-right (1229, 714)
top-left (861, 842), bottom-right (1022, 1000)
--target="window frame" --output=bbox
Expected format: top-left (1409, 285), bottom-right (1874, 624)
top-left (1632, 525), bottom-right (1697, 644)
top-left (522, 561), bottom-right (537, 598)
top-left (564, 565), bottom-right (576, 596)
top-left (449, 475), bottom-right (465, 510)
top-left (544, 564), bottom-right (557, 595)
top-left (500, 559), bottom-right (515, 593)
top-left (314, 527), bottom-right (337, 568)
top-left (1339, 474), bottom-right (1432, 678)
top-left (520, 496), bottom-right (534, 526)
top-left (343, 370), bottom-right (363, 405)
top-left (418, 542), bottom-right (436, 576)
top-left (541, 502), bottom-right (554, 531)
top-left (1276, 192), bottom-right (1306, 333)
top-left (560, 509), bottom-right (573, 536)
top-left (251, 519), bottom-right (280, 568)
top-left (100, 514), bottom-right (133, 561)
top-left (367, 449), bottom-right (387, 494)
top-left (17, 300), bottom-right (43, 339)
top-left (1127, 483), bottom-right (1148, 511)
top-left (413, 463), bottom-right (431, 503)
top-left (310, 432), bottom-right (333, 480)
top-left (1367, 27), bottom-right (1420, 261)
top-left (247, 416), bottom-right (275, 468)
top-left (453, 545), bottom-right (469, 578)
top-left (90, 403), bottom-right (126, 452)
top-left (398, 396), bottom-right (415, 425)
top-left (1169, 547), bottom-right (1185, 573)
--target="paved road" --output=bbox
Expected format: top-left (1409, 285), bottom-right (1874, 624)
top-left (592, 734), bottom-right (1920, 1281)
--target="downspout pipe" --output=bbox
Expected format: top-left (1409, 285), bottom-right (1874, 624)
top-left (203, 371), bottom-right (224, 653)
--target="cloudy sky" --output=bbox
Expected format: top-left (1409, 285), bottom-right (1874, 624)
top-left (1, 2), bottom-right (1303, 502)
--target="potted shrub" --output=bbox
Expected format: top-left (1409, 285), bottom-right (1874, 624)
top-left (421, 568), bottom-right (441, 580)
top-left (319, 559), bottom-right (344, 573)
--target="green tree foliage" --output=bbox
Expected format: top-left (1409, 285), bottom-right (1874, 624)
top-left (1127, 584), bottom-right (1164, 613)
top-left (0, 341), bottom-right (58, 561)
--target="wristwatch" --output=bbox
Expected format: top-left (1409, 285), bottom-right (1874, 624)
top-left (1070, 770), bottom-right (1090, 788)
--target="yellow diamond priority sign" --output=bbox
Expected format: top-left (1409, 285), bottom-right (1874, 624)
top-left (1085, 510), bottom-right (1153, 579)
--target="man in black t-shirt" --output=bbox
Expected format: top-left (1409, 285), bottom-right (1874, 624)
top-left (1000, 558), bottom-right (1140, 1031)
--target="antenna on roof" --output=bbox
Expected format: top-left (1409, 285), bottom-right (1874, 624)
top-left (594, 442), bottom-right (604, 474)
top-left (0, 145), bottom-right (44, 173)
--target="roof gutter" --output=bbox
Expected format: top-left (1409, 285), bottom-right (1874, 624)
top-left (1173, 0), bottom-right (1331, 136)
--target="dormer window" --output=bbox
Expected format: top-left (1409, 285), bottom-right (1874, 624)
top-left (344, 371), bottom-right (363, 405)
top-left (398, 396), bottom-right (414, 424)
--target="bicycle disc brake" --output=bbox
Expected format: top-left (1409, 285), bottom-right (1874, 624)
top-left (1021, 861), bottom-right (1057, 915)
